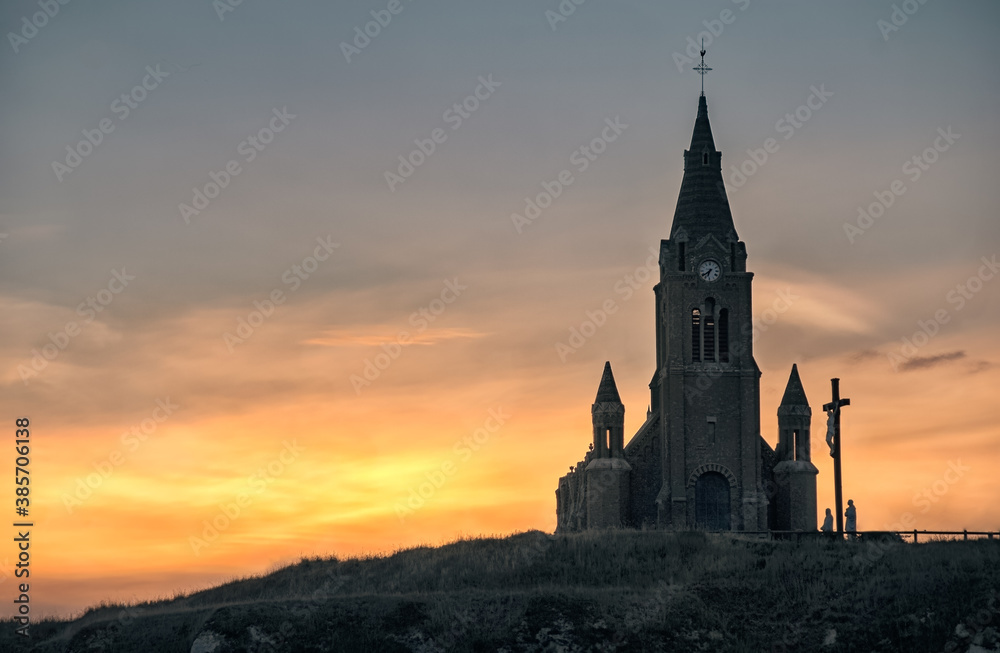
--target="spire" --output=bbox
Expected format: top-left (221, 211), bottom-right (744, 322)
top-left (668, 46), bottom-right (738, 245)
top-left (780, 364), bottom-right (809, 407)
top-left (668, 93), bottom-right (737, 242)
top-left (594, 361), bottom-right (622, 404)
top-left (689, 95), bottom-right (717, 152)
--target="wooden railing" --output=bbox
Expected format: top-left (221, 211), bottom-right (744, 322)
top-left (895, 530), bottom-right (997, 543)
top-left (731, 530), bottom-right (1000, 542)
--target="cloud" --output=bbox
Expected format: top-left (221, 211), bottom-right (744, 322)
top-left (303, 327), bottom-right (488, 348)
top-left (898, 351), bottom-right (966, 372)
top-left (847, 349), bottom-right (882, 364)
top-left (967, 360), bottom-right (993, 374)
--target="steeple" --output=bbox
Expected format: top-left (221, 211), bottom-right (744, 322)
top-left (591, 361), bottom-right (627, 463)
top-left (688, 95), bottom-right (716, 152)
top-left (668, 94), bottom-right (737, 242)
top-left (773, 363), bottom-right (818, 531)
top-left (595, 361), bottom-right (622, 404)
top-left (779, 364), bottom-right (809, 408)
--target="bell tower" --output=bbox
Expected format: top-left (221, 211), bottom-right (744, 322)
top-left (651, 54), bottom-right (766, 531)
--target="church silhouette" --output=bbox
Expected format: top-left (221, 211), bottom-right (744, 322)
top-left (556, 89), bottom-right (817, 533)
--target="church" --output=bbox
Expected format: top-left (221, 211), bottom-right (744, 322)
top-left (555, 86), bottom-right (819, 533)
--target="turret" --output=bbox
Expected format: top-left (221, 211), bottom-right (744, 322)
top-left (777, 363), bottom-right (811, 462)
top-left (773, 364), bottom-right (819, 531)
top-left (585, 362), bottom-right (631, 528)
top-left (592, 362), bottom-right (625, 458)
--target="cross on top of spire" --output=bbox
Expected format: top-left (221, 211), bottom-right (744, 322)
top-left (692, 38), bottom-right (712, 96)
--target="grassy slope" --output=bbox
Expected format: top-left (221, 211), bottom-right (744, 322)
top-left (4, 531), bottom-right (1000, 652)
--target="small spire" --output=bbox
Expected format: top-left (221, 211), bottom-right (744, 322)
top-left (689, 94), bottom-right (716, 152)
top-left (692, 38), bottom-right (712, 97)
top-left (594, 361), bottom-right (622, 404)
top-left (780, 364), bottom-right (810, 407)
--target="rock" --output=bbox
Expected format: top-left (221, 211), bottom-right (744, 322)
top-left (190, 630), bottom-right (223, 653)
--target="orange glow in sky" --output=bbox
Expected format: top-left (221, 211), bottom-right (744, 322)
top-left (2, 1), bottom-right (999, 621)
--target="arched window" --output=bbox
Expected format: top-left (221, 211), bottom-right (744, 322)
top-left (703, 299), bottom-right (716, 361)
top-left (691, 309), bottom-right (701, 362)
top-left (702, 151), bottom-right (709, 166)
top-left (719, 309), bottom-right (729, 362)
top-left (692, 300), bottom-right (729, 364)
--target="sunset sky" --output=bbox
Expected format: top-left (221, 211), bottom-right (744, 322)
top-left (1, 1), bottom-right (999, 618)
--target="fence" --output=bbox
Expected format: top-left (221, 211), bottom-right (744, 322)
top-left (733, 530), bottom-right (1000, 543)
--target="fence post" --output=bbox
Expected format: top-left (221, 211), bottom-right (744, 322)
top-left (964, 529), bottom-right (968, 541)
top-left (913, 529), bottom-right (917, 544)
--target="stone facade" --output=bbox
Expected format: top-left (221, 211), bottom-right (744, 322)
top-left (555, 93), bottom-right (818, 533)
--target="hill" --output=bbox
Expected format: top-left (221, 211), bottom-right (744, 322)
top-left (5, 530), bottom-right (1000, 652)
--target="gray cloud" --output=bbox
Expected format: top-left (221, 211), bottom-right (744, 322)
top-left (898, 350), bottom-right (966, 372)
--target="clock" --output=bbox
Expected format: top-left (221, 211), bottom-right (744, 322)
top-left (698, 259), bottom-right (721, 282)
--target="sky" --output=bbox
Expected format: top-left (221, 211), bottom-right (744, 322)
top-left (1, 0), bottom-right (999, 618)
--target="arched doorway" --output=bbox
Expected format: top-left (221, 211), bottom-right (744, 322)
top-left (695, 472), bottom-right (731, 531)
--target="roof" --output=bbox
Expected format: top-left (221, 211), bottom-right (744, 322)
top-left (594, 361), bottom-right (622, 404)
top-left (668, 95), bottom-right (738, 243)
top-left (779, 364), bottom-right (809, 407)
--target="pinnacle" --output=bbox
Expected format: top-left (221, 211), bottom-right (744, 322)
top-left (594, 361), bottom-right (622, 404)
top-left (779, 364), bottom-right (809, 407)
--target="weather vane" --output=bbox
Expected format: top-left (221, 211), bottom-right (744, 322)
top-left (692, 38), bottom-right (712, 96)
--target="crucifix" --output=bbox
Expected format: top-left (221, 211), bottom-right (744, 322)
top-left (692, 38), bottom-right (712, 96)
top-left (822, 378), bottom-right (851, 534)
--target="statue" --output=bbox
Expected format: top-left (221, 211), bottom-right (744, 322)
top-left (821, 508), bottom-right (833, 534)
top-left (845, 499), bottom-right (857, 539)
top-left (825, 406), bottom-right (837, 457)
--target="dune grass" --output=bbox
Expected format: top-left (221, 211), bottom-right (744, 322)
top-left (4, 530), bottom-right (999, 651)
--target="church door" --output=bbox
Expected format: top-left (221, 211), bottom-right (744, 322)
top-left (695, 472), bottom-right (731, 531)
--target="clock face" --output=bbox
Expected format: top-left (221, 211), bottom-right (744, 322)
top-left (699, 259), bottom-right (721, 282)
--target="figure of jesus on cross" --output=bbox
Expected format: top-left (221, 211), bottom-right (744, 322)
top-left (822, 378), bottom-right (851, 535)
